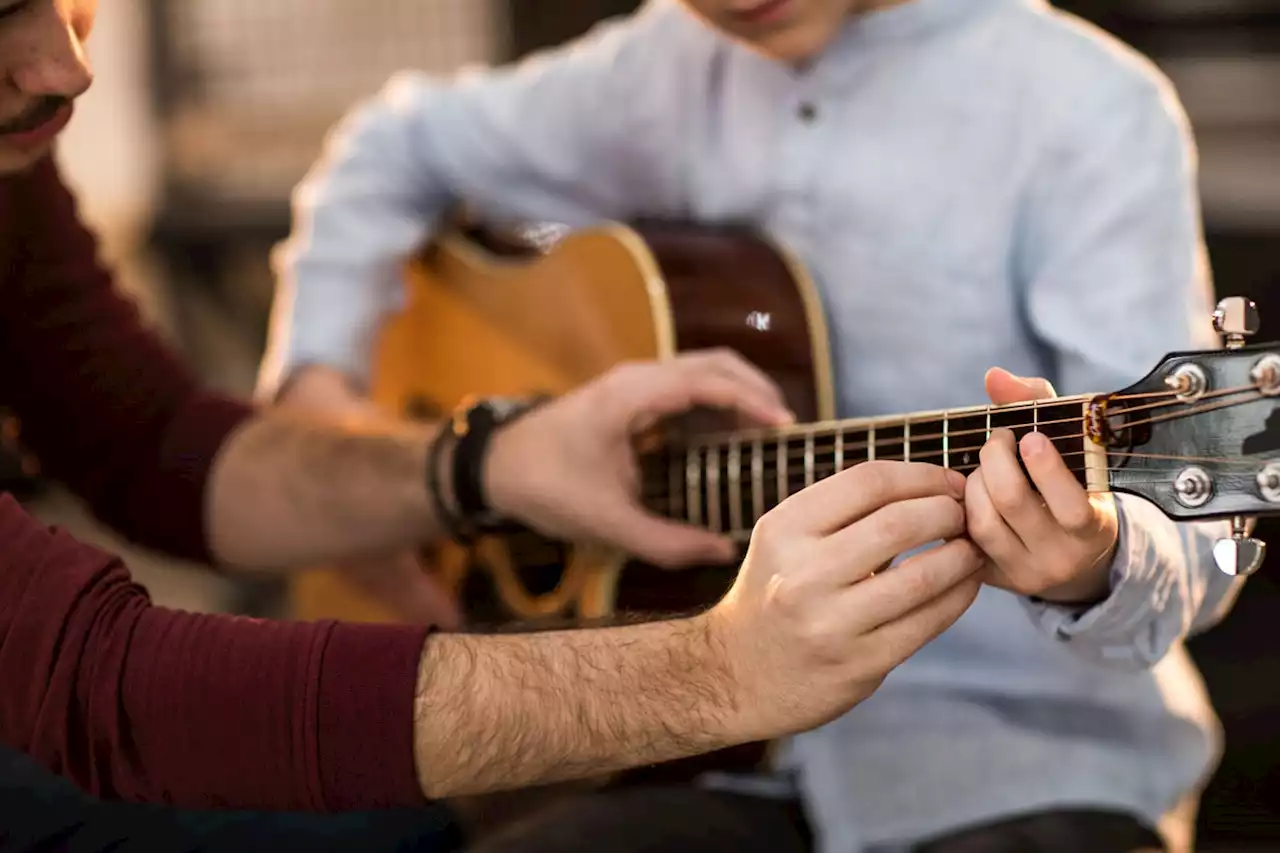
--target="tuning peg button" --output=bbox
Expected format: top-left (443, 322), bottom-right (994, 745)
top-left (1213, 297), bottom-right (1261, 349)
top-left (1214, 536), bottom-right (1266, 577)
top-left (1214, 516), bottom-right (1266, 577)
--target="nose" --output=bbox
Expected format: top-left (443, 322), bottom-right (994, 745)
top-left (11, 10), bottom-right (94, 100)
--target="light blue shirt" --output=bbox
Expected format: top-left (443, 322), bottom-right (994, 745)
top-left (258, 0), bottom-right (1244, 849)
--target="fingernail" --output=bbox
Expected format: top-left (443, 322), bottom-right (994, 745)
top-left (1017, 374), bottom-right (1055, 396)
top-left (1020, 431), bottom-right (1052, 457)
top-left (946, 469), bottom-right (966, 498)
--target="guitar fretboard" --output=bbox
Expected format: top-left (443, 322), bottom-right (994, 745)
top-left (640, 397), bottom-right (1105, 538)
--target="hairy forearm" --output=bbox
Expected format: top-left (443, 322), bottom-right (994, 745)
top-left (205, 409), bottom-right (443, 571)
top-left (412, 615), bottom-right (743, 798)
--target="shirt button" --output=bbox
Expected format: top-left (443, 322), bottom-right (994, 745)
top-left (797, 102), bottom-right (818, 123)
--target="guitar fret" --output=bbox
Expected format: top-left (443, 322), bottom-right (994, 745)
top-left (776, 436), bottom-right (787, 505)
top-left (728, 440), bottom-right (743, 534)
top-left (649, 394), bottom-right (1103, 530)
top-left (686, 449), bottom-right (701, 526)
top-left (751, 438), bottom-right (763, 523)
top-left (942, 414), bottom-right (950, 469)
top-left (706, 444), bottom-right (721, 534)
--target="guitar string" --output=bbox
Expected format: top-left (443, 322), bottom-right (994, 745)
top-left (640, 441), bottom-right (1260, 498)
top-left (642, 390), bottom-right (1263, 490)
top-left (644, 455), bottom-right (1268, 528)
top-left (642, 453), bottom-right (1259, 501)
top-left (640, 393), bottom-right (1270, 508)
top-left (646, 472), bottom-right (1249, 534)
top-left (678, 384), bottom-right (1258, 448)
top-left (674, 385), bottom-right (1259, 458)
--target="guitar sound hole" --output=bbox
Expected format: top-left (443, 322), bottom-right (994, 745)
top-left (460, 531), bottom-right (573, 629)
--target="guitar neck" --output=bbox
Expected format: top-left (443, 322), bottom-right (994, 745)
top-left (641, 395), bottom-right (1108, 539)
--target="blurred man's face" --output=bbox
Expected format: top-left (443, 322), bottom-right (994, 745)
top-left (680, 0), bottom-right (907, 65)
top-left (0, 0), bottom-right (95, 176)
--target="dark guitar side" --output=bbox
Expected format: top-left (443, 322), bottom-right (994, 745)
top-left (642, 221), bottom-right (831, 425)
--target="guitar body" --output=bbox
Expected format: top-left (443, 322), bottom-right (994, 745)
top-left (290, 220), bottom-right (836, 626)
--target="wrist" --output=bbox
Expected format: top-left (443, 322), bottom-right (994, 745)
top-left (482, 419), bottom-right (527, 526)
top-left (1033, 543), bottom-right (1117, 607)
top-left (695, 607), bottom-right (755, 743)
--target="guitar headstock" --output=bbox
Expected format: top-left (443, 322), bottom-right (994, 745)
top-left (1099, 297), bottom-right (1277, 576)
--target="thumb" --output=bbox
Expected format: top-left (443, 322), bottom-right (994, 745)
top-left (984, 367), bottom-right (1057, 405)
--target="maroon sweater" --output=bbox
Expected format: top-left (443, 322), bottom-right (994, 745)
top-left (0, 157), bottom-right (430, 811)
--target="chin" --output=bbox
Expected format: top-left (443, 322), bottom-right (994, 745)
top-left (737, 19), bottom-right (841, 64)
top-left (754, 31), bottom-right (828, 63)
top-left (0, 143), bottom-right (50, 177)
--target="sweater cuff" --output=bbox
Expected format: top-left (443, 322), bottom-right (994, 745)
top-left (154, 393), bottom-right (256, 564)
top-left (317, 621), bottom-right (433, 810)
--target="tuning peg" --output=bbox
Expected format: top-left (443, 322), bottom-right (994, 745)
top-left (1213, 516), bottom-right (1266, 577)
top-left (1213, 297), bottom-right (1261, 350)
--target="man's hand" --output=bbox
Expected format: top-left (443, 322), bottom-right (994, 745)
top-left (965, 367), bottom-right (1119, 604)
top-left (414, 459), bottom-right (981, 797)
top-left (484, 349), bottom-right (794, 569)
top-left (708, 461), bottom-right (983, 740)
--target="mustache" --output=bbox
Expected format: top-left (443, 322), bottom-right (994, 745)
top-left (0, 97), bottom-right (70, 136)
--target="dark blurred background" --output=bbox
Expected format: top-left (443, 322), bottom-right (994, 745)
top-left (28, 1), bottom-right (1280, 847)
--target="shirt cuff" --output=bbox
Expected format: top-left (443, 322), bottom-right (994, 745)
top-left (1020, 494), bottom-right (1179, 665)
top-left (257, 265), bottom-right (403, 403)
top-left (317, 621), bottom-right (434, 809)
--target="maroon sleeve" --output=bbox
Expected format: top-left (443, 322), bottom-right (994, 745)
top-left (0, 157), bottom-right (247, 563)
top-left (0, 160), bottom-right (433, 807)
top-left (0, 494), bottom-right (431, 810)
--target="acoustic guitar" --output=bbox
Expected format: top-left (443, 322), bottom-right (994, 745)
top-left (291, 219), bottom-right (1278, 629)
top-left (290, 219), bottom-right (1280, 793)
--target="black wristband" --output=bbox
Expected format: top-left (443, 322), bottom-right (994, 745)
top-left (450, 402), bottom-right (500, 529)
top-left (444, 396), bottom-right (546, 542)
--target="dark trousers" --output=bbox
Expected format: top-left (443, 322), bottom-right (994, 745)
top-left (0, 745), bottom-right (463, 853)
top-left (467, 786), bottom-right (1166, 853)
